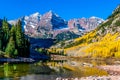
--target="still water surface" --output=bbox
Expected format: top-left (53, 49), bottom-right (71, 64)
top-left (0, 59), bottom-right (115, 80)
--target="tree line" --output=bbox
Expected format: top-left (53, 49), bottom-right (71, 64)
top-left (0, 18), bottom-right (30, 58)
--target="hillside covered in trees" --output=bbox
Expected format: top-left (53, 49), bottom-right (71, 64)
top-left (0, 18), bottom-right (30, 58)
top-left (49, 5), bottom-right (120, 58)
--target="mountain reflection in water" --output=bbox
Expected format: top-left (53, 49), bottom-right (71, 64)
top-left (0, 59), bottom-right (112, 80)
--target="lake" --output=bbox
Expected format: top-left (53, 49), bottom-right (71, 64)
top-left (0, 59), bottom-right (116, 80)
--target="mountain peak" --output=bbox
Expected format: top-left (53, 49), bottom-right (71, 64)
top-left (45, 10), bottom-right (59, 18)
top-left (46, 10), bottom-right (54, 16)
top-left (48, 10), bottom-right (53, 14)
top-left (90, 16), bottom-right (97, 19)
top-left (39, 10), bottom-right (68, 31)
top-left (90, 16), bottom-right (104, 20)
top-left (8, 11), bottom-right (103, 39)
top-left (30, 12), bottom-right (41, 18)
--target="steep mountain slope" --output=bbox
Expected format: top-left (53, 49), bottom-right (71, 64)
top-left (68, 17), bottom-right (104, 31)
top-left (9, 11), bottom-right (70, 39)
top-left (38, 11), bottom-right (68, 31)
top-left (23, 12), bottom-right (41, 32)
top-left (8, 12), bottom-right (41, 34)
top-left (9, 11), bottom-right (103, 40)
top-left (50, 5), bottom-right (120, 58)
top-left (35, 11), bottom-right (69, 39)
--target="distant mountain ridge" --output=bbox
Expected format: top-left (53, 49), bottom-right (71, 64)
top-left (8, 11), bottom-right (104, 40)
top-left (68, 16), bottom-right (104, 31)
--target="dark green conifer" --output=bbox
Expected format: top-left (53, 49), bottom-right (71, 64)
top-left (5, 37), bottom-right (16, 57)
top-left (2, 18), bottom-right (9, 51)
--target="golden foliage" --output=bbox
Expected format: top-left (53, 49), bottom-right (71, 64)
top-left (65, 30), bottom-right (120, 58)
top-left (83, 33), bottom-right (120, 58)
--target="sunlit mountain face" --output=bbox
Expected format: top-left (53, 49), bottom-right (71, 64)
top-left (8, 11), bottom-right (104, 40)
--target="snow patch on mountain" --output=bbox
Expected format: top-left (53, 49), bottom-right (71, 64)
top-left (8, 11), bottom-right (104, 39)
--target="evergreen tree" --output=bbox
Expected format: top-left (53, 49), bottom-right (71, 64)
top-left (0, 29), bottom-right (4, 50)
top-left (14, 49), bottom-right (18, 57)
top-left (15, 20), bottom-right (24, 56)
top-left (23, 38), bottom-right (30, 57)
top-left (15, 20), bottom-right (30, 57)
top-left (0, 18), bottom-right (30, 58)
top-left (16, 20), bottom-right (24, 47)
top-left (5, 37), bottom-right (16, 57)
top-left (10, 25), bottom-right (16, 38)
top-left (2, 18), bottom-right (9, 51)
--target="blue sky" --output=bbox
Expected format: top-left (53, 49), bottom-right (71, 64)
top-left (0, 0), bottom-right (119, 20)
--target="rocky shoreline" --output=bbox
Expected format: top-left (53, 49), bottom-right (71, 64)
top-left (56, 76), bottom-right (120, 80)
top-left (56, 65), bottom-right (120, 80)
top-left (97, 65), bottom-right (120, 76)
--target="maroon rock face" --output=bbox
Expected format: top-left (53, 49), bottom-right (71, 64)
top-left (8, 11), bottom-right (104, 39)
top-left (68, 17), bottom-right (104, 31)
top-left (38, 11), bottom-right (68, 31)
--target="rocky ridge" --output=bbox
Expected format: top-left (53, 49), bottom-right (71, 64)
top-left (8, 11), bottom-right (104, 40)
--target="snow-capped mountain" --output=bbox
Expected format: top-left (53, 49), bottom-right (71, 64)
top-left (68, 16), bottom-right (104, 31)
top-left (37, 10), bottom-right (68, 32)
top-left (9, 11), bottom-right (69, 39)
top-left (8, 11), bottom-right (104, 40)
top-left (24, 12), bottom-right (41, 29)
top-left (8, 12), bottom-right (41, 32)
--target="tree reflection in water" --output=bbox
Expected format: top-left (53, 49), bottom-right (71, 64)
top-left (0, 59), bottom-right (113, 80)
